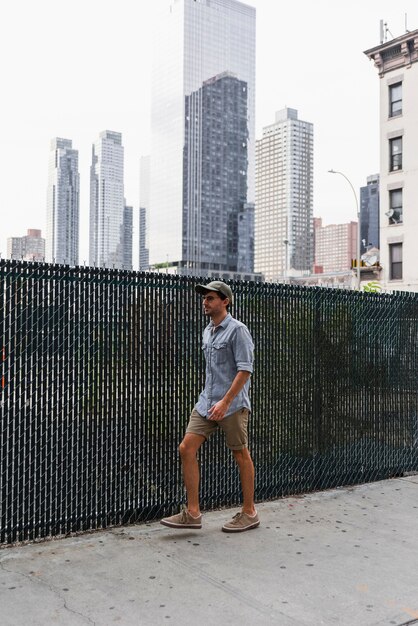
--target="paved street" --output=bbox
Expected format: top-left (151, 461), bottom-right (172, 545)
top-left (1, 476), bottom-right (418, 626)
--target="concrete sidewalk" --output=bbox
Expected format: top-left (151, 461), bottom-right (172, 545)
top-left (1, 476), bottom-right (418, 626)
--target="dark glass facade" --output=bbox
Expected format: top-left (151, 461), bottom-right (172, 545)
top-left (182, 73), bottom-right (251, 273)
top-left (360, 174), bottom-right (380, 255)
top-left (139, 207), bottom-right (149, 271)
top-left (150, 0), bottom-right (256, 268)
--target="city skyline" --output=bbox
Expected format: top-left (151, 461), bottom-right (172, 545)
top-left (1, 0), bottom-right (418, 267)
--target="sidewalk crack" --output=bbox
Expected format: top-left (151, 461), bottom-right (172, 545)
top-left (0, 556), bottom-right (96, 625)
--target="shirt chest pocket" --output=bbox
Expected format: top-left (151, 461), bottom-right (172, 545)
top-left (212, 342), bottom-right (228, 364)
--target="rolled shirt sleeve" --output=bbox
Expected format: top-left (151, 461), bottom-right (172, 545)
top-left (232, 325), bottom-right (254, 374)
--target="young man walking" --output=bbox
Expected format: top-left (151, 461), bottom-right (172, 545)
top-left (161, 281), bottom-right (259, 533)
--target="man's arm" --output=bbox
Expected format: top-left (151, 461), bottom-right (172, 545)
top-left (207, 370), bottom-right (251, 421)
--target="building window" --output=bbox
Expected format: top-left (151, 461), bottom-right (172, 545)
top-left (382, 44), bottom-right (402, 61)
top-left (389, 137), bottom-right (402, 171)
top-left (389, 82), bottom-right (402, 117)
top-left (388, 189), bottom-right (403, 224)
top-left (389, 242), bottom-right (402, 280)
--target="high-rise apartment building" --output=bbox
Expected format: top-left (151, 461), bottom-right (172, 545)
top-left (123, 203), bottom-right (133, 271)
top-left (314, 219), bottom-right (358, 273)
top-left (150, 0), bottom-right (256, 276)
top-left (8, 229), bottom-right (45, 261)
top-left (360, 174), bottom-right (380, 255)
top-left (46, 138), bottom-right (79, 265)
top-left (139, 156), bottom-right (150, 271)
top-left (89, 131), bottom-right (125, 269)
top-left (255, 108), bottom-right (314, 282)
top-left (365, 29), bottom-right (418, 290)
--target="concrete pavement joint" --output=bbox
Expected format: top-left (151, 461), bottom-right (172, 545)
top-left (164, 551), bottom-right (300, 623)
top-left (398, 478), bottom-right (418, 486)
top-left (0, 555), bottom-right (96, 625)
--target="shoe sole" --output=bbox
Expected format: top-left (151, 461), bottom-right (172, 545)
top-left (160, 520), bottom-right (202, 529)
top-left (221, 520), bottom-right (260, 533)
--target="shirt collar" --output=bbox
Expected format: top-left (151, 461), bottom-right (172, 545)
top-left (209, 313), bottom-right (232, 331)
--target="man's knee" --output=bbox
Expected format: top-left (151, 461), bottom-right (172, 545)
top-left (178, 440), bottom-right (188, 458)
top-left (178, 440), bottom-right (189, 458)
top-left (232, 447), bottom-right (251, 464)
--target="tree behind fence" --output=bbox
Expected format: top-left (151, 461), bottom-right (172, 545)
top-left (1, 260), bottom-right (417, 544)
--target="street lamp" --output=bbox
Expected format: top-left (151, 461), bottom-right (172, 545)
top-left (328, 169), bottom-right (361, 290)
top-left (283, 239), bottom-right (289, 283)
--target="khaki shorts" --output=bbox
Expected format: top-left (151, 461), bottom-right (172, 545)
top-left (186, 408), bottom-right (249, 450)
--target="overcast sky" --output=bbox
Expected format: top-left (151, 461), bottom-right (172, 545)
top-left (1, 0), bottom-right (417, 267)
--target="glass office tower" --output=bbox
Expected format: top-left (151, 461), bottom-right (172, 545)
top-left (139, 155), bottom-right (150, 271)
top-left (360, 174), bottom-right (380, 255)
top-left (183, 72), bottom-right (249, 272)
top-left (150, 0), bottom-right (256, 272)
top-left (123, 203), bottom-right (133, 270)
top-left (46, 138), bottom-right (80, 265)
top-left (89, 131), bottom-right (125, 269)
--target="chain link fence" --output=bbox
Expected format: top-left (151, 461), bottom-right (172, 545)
top-left (1, 260), bottom-right (418, 544)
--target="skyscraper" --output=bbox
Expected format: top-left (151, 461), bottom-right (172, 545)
top-left (255, 108), bottom-right (314, 282)
top-left (46, 138), bottom-right (79, 265)
top-left (139, 208), bottom-right (149, 272)
top-left (123, 203), bottom-right (133, 271)
top-left (360, 174), bottom-right (379, 255)
top-left (238, 203), bottom-right (255, 274)
top-left (89, 131), bottom-right (124, 269)
top-left (139, 156), bottom-right (150, 271)
top-left (183, 72), bottom-right (249, 273)
top-left (150, 0), bottom-right (256, 275)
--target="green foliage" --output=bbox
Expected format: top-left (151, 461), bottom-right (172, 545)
top-left (154, 262), bottom-right (170, 269)
top-left (362, 281), bottom-right (382, 294)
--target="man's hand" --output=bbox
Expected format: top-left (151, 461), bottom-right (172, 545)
top-left (208, 399), bottom-right (230, 421)
top-left (207, 371), bottom-right (251, 421)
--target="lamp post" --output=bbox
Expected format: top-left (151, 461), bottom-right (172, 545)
top-left (328, 169), bottom-right (361, 290)
top-left (283, 238), bottom-right (289, 283)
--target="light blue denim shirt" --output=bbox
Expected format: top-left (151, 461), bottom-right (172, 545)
top-left (195, 314), bottom-right (254, 418)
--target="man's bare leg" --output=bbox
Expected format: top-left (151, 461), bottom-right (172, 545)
top-left (179, 433), bottom-right (205, 516)
top-left (232, 448), bottom-right (256, 515)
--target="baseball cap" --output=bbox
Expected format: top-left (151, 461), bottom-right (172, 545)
top-left (195, 280), bottom-right (233, 304)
